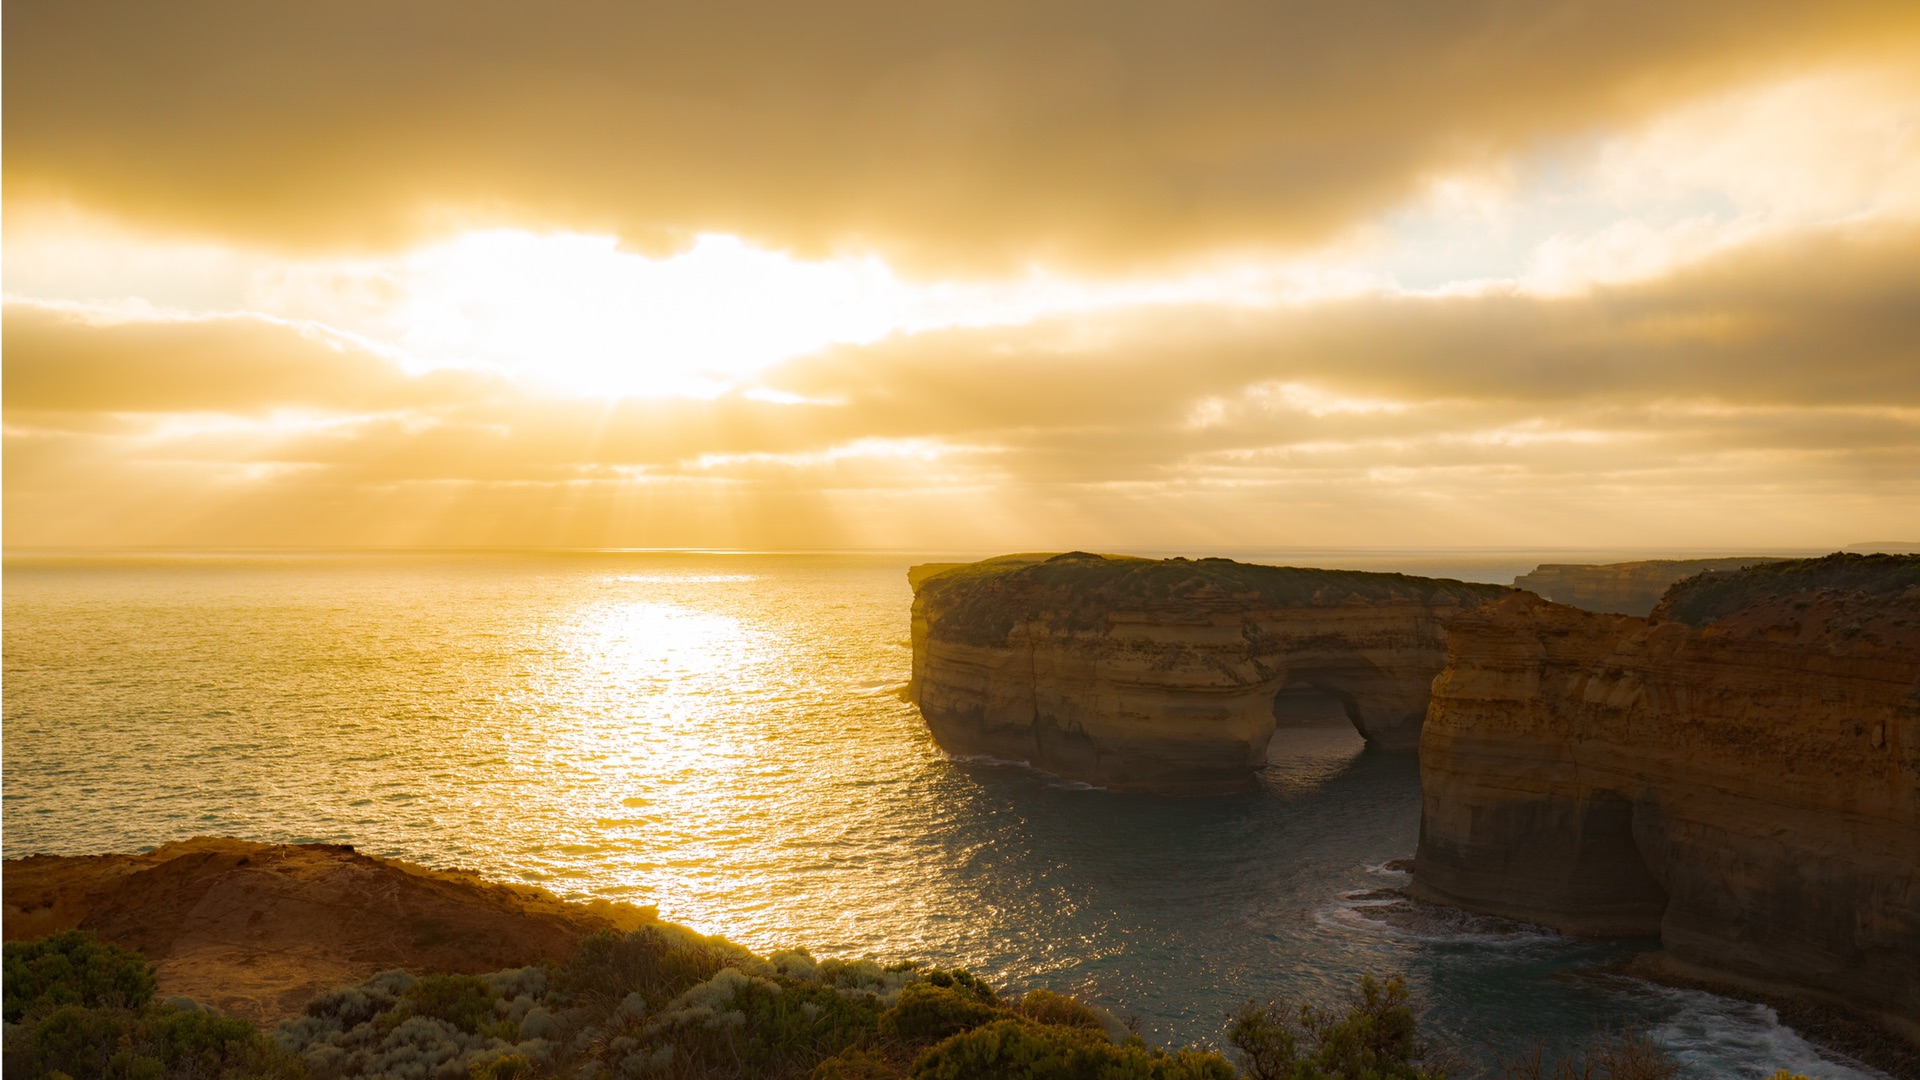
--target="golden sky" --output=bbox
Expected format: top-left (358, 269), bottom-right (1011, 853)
top-left (6, 2), bottom-right (1919, 550)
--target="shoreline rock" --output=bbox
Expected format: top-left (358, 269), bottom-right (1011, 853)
top-left (1603, 951), bottom-right (1920, 1079)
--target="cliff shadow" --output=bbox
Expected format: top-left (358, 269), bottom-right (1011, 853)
top-left (1263, 684), bottom-right (1369, 796)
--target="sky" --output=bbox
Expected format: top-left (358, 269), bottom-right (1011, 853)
top-left (5, 2), bottom-right (1919, 552)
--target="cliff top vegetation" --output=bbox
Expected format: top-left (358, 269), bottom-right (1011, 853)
top-left (914, 552), bottom-right (1511, 648)
top-left (2, 928), bottom-right (1462, 1080)
top-left (1655, 552), bottom-right (1920, 626)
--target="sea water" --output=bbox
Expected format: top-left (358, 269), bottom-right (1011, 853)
top-left (0, 552), bottom-right (1884, 1078)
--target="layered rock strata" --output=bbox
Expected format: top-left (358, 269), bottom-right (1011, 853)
top-left (2, 837), bottom-right (656, 1022)
top-left (1414, 554), bottom-right (1920, 1029)
top-left (909, 552), bottom-right (1509, 793)
top-left (1511, 557), bottom-right (1783, 616)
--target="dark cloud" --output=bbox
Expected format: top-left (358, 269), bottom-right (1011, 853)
top-left (7, 1), bottom-right (1916, 268)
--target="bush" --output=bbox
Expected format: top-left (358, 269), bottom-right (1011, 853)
top-left (1016, 990), bottom-right (1106, 1032)
top-left (1498, 1029), bottom-right (1675, 1080)
top-left (470, 1051), bottom-right (532, 1079)
top-left (402, 973), bottom-right (498, 1034)
top-left (811, 1046), bottom-right (901, 1079)
top-left (556, 924), bottom-right (759, 1016)
top-left (921, 969), bottom-right (999, 1007)
top-left (1228, 975), bottom-right (1441, 1080)
top-left (879, 982), bottom-right (1004, 1045)
top-left (910, 1018), bottom-right (1238, 1080)
top-left (4, 931), bottom-right (157, 1022)
top-left (5, 999), bottom-right (300, 1080)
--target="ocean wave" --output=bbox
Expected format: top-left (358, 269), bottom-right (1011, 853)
top-left (1599, 977), bottom-right (1892, 1080)
top-left (943, 751), bottom-right (1035, 769)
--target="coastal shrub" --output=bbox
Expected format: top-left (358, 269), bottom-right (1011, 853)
top-left (1657, 552), bottom-right (1920, 626)
top-left (810, 1045), bottom-right (900, 1078)
top-left (3, 930), bottom-right (157, 1022)
top-left (920, 969), bottom-right (999, 1007)
top-left (402, 974), bottom-right (499, 1035)
top-left (1016, 989), bottom-right (1106, 1032)
top-left (4, 999), bottom-right (302, 1080)
top-left (469, 1051), bottom-right (531, 1079)
top-left (1498, 1029), bottom-right (1675, 1080)
top-left (1228, 975), bottom-right (1442, 1080)
top-left (909, 1018), bottom-right (1238, 1079)
top-left (878, 982), bottom-right (1004, 1044)
top-left (556, 924), bottom-right (763, 1017)
top-left (635, 967), bottom-right (889, 1077)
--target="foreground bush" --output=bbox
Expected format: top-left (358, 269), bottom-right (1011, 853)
top-left (1497, 1029), bottom-right (1676, 1080)
top-left (270, 926), bottom-right (1178, 1079)
top-left (3, 927), bottom-right (1713, 1080)
top-left (1227, 975), bottom-right (1441, 1080)
top-left (4, 930), bottom-right (158, 1023)
top-left (912, 1019), bottom-right (1238, 1079)
top-left (3, 932), bottom-right (300, 1079)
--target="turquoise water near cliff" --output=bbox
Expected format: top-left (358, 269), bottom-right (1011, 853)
top-left (1, 552), bottom-right (1885, 1078)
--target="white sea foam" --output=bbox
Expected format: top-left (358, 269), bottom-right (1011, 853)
top-left (943, 751), bottom-right (1035, 770)
top-left (1610, 978), bottom-right (1893, 1080)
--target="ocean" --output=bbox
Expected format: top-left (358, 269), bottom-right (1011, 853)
top-left (0, 551), bottom-right (1884, 1078)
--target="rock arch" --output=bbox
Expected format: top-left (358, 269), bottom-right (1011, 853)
top-left (908, 554), bottom-right (1509, 793)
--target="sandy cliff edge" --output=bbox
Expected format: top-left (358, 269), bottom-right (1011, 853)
top-left (2, 837), bottom-right (656, 1024)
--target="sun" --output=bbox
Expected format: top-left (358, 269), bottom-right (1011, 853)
top-left (364, 231), bottom-right (913, 398)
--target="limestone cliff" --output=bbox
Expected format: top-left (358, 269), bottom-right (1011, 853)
top-left (1511, 557), bottom-right (1783, 616)
top-left (909, 552), bottom-right (1510, 793)
top-left (1414, 554), bottom-right (1920, 1029)
top-left (2, 837), bottom-right (656, 1023)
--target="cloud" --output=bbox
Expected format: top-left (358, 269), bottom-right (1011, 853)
top-left (6, 224), bottom-right (1917, 550)
top-left (1, 301), bottom-right (501, 414)
top-left (7, 1), bottom-right (1917, 270)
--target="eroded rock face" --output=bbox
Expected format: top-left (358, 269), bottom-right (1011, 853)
top-left (1511, 557), bottom-right (1782, 616)
top-left (909, 552), bottom-right (1509, 793)
top-left (1414, 554), bottom-right (1920, 1027)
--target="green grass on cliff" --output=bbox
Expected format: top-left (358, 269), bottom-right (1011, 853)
top-left (1656, 552), bottom-right (1920, 626)
top-left (915, 552), bottom-right (1512, 648)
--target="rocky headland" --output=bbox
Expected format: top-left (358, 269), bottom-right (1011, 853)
top-left (908, 552), bottom-right (1510, 792)
top-left (1412, 554), bottom-right (1920, 1037)
top-left (2, 837), bottom-right (655, 1024)
top-left (1510, 556), bottom-right (1783, 616)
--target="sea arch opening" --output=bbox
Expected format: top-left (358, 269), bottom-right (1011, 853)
top-left (1264, 679), bottom-right (1367, 767)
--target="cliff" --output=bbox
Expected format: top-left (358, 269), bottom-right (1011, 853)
top-left (1511, 557), bottom-right (1783, 616)
top-left (2, 837), bottom-right (656, 1023)
top-left (1413, 554), bottom-right (1920, 1032)
top-left (909, 552), bottom-right (1510, 793)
